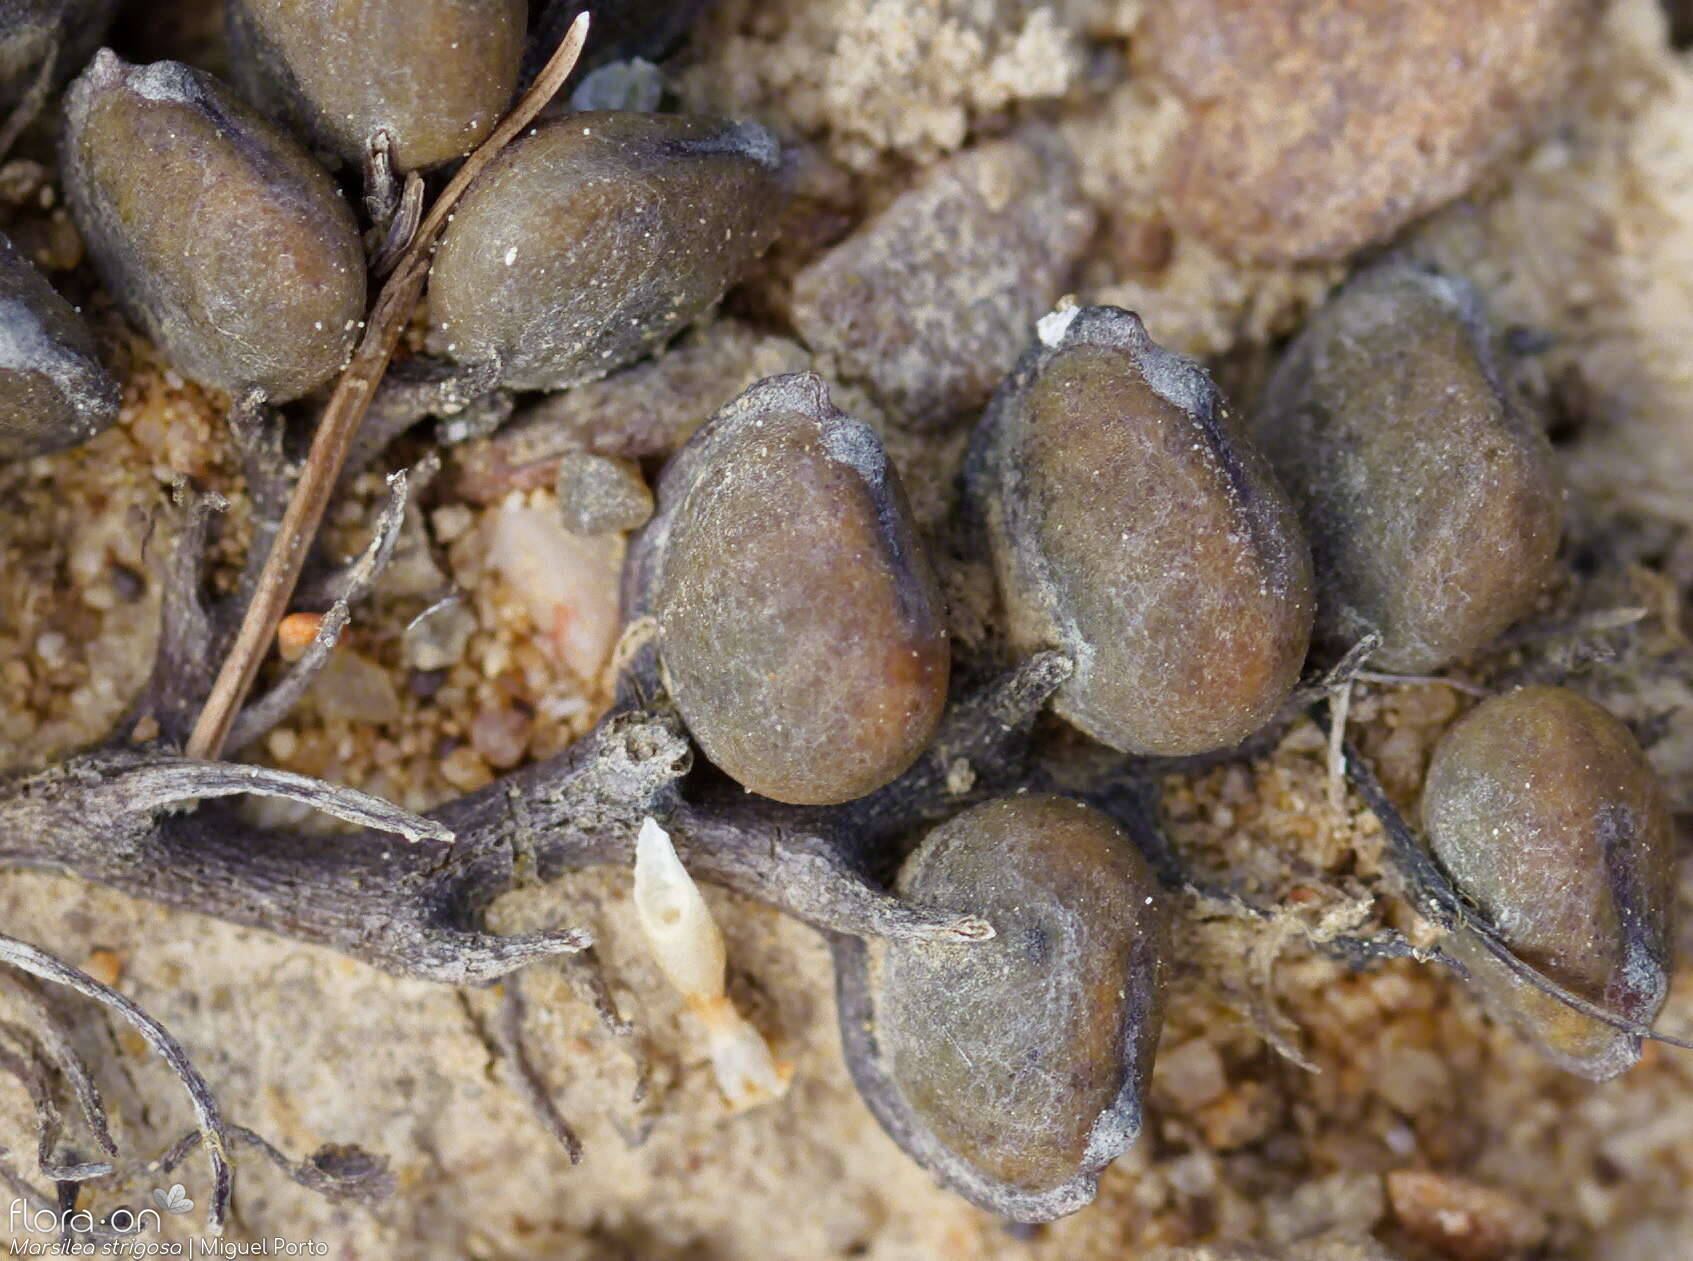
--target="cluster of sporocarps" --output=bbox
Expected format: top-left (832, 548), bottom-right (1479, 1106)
top-left (0, 0), bottom-right (1672, 1226)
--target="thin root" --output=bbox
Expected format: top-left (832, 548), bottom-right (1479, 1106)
top-left (156, 1125), bottom-right (394, 1205)
top-left (0, 1034), bottom-right (112, 1180)
top-left (0, 972), bottom-right (117, 1164)
top-left (0, 933), bottom-right (233, 1235)
top-left (495, 979), bottom-right (584, 1164)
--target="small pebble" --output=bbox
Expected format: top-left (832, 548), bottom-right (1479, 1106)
top-left (555, 451), bottom-right (653, 534)
top-left (790, 132), bottom-right (1096, 427)
top-left (1387, 1170), bottom-right (1547, 1261)
top-left (277, 611), bottom-right (325, 663)
top-left (569, 58), bottom-right (665, 113)
top-left (309, 649), bottom-right (401, 725)
top-left (35, 631), bottom-right (67, 668)
top-left (470, 705), bottom-right (532, 769)
top-left (485, 500), bottom-right (624, 685)
top-left (1153, 1037), bottom-right (1229, 1112)
top-left (407, 668), bottom-right (449, 700)
top-left (403, 596), bottom-right (477, 672)
top-left (439, 743), bottom-right (493, 792)
top-left (1144, 0), bottom-right (1597, 261)
top-left (82, 947), bottom-right (125, 987)
top-left (431, 504), bottom-right (476, 543)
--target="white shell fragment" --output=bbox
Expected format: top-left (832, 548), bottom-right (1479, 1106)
top-left (632, 817), bottom-right (792, 1110)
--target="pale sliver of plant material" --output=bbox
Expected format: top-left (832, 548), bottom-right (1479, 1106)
top-left (632, 816), bottom-right (792, 1111)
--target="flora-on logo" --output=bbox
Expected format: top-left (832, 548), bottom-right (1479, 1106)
top-left (7, 1198), bottom-right (163, 1239)
top-left (152, 1182), bottom-right (194, 1215)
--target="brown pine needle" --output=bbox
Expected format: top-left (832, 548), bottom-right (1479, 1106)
top-left (186, 13), bottom-right (591, 761)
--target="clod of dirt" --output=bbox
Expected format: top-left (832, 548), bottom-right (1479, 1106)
top-left (1143, 0), bottom-right (1600, 262)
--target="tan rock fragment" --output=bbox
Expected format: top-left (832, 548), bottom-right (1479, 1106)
top-left (790, 133), bottom-right (1096, 427)
top-left (1143, 0), bottom-right (1599, 262)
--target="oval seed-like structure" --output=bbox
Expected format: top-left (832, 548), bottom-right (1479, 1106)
top-left (60, 52), bottom-right (366, 402)
top-left (1253, 262), bottom-right (1562, 671)
top-left (1421, 685), bottom-right (1675, 1079)
top-left (837, 795), bottom-right (1169, 1221)
top-left (429, 111), bottom-right (785, 391)
top-left (0, 231), bottom-right (119, 460)
top-left (970, 305), bottom-right (1314, 756)
top-left (647, 372), bottom-right (948, 805)
top-left (226, 0), bottom-right (525, 171)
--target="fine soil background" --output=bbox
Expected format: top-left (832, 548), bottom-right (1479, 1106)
top-left (4, 1), bottom-right (1693, 1257)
